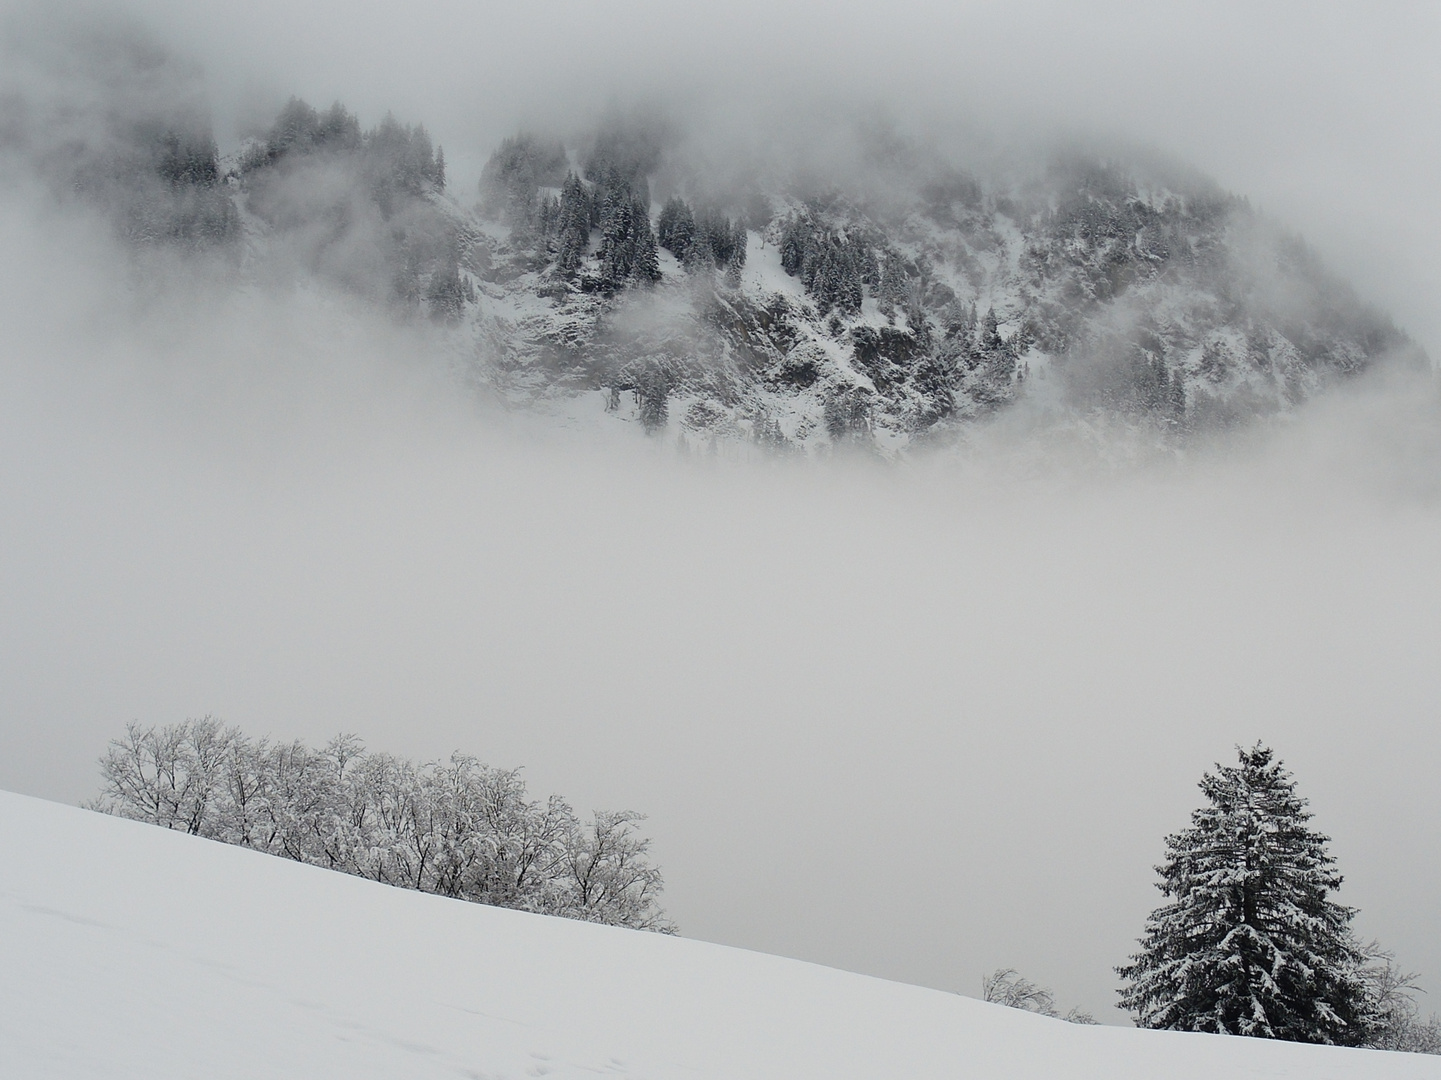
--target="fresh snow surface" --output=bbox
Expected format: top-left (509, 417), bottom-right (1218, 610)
top-left (2, 791), bottom-right (1436, 1080)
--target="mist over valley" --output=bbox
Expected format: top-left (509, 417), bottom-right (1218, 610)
top-left (1, 0), bottom-right (1439, 1039)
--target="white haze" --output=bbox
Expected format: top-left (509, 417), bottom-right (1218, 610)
top-left (1, 0), bottom-right (1439, 1025)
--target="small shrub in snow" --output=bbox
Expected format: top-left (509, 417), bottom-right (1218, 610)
top-left (981, 969), bottom-right (1096, 1024)
top-left (1362, 944), bottom-right (1441, 1055)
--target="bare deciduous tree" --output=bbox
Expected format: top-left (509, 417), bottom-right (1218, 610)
top-left (91, 719), bottom-right (674, 932)
top-left (1363, 943), bottom-right (1441, 1055)
top-left (982, 969), bottom-right (1096, 1024)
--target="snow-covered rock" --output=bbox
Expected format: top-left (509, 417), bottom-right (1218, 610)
top-left (452, 135), bottom-right (1428, 457)
top-left (7, 36), bottom-right (1424, 459)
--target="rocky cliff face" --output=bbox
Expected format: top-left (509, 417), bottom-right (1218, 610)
top-left (456, 130), bottom-right (1423, 455)
top-left (8, 37), bottom-right (1418, 456)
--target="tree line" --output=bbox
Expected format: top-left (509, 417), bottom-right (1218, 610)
top-left (478, 132), bottom-right (754, 291)
top-left (657, 197), bottom-right (747, 283)
top-left (91, 719), bottom-right (674, 933)
top-left (64, 116), bottom-right (239, 252)
top-left (241, 97), bottom-right (446, 210)
top-left (532, 172), bottom-right (661, 287)
top-left (778, 211), bottom-right (874, 316)
top-left (90, 721), bottom-right (1436, 1052)
top-left (238, 97), bottom-right (473, 318)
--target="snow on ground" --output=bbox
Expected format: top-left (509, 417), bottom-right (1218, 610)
top-left (742, 230), bottom-right (808, 304)
top-left (1, 790), bottom-right (1436, 1080)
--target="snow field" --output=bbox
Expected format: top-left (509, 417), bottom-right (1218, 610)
top-left (1, 790), bottom-right (1436, 1080)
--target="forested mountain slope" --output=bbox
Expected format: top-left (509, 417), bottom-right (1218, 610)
top-left (461, 124), bottom-right (1423, 452)
top-left (4, 27), bottom-right (1425, 455)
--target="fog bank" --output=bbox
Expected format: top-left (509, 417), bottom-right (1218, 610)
top-left (1, 170), bottom-right (1439, 1022)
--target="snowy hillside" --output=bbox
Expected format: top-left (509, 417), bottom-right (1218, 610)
top-left (2, 790), bottom-right (1436, 1080)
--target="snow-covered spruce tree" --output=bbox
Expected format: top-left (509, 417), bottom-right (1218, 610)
top-left (723, 220), bottom-right (747, 287)
top-left (553, 174), bottom-right (592, 275)
top-left (1117, 744), bottom-right (1379, 1045)
top-left (656, 196), bottom-right (695, 258)
top-left (597, 191), bottom-right (635, 287)
top-left (633, 200), bottom-right (661, 283)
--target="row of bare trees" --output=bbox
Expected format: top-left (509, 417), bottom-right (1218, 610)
top-left (92, 719), bottom-right (674, 932)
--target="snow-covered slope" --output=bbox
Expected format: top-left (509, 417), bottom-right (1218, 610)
top-left (2, 790), bottom-right (1435, 1080)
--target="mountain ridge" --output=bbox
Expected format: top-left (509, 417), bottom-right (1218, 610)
top-left (2, 28), bottom-right (1426, 457)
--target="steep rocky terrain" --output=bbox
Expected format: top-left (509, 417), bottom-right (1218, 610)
top-left (4, 26), bottom-right (1423, 456)
top-left (459, 126), bottom-right (1425, 455)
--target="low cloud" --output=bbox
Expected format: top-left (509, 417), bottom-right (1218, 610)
top-left (1, 0), bottom-right (1439, 1024)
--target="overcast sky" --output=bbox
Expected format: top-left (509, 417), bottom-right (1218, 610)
top-left (1, 0), bottom-right (1438, 1023)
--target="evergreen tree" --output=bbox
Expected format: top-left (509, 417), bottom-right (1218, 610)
top-left (980, 307), bottom-right (1003, 353)
top-left (656, 196), bottom-right (695, 258)
top-left (1117, 744), bottom-right (1379, 1046)
top-left (730, 220), bottom-right (748, 265)
top-left (974, 309), bottom-right (1015, 387)
top-left (777, 213), bottom-right (866, 316)
top-left (364, 114), bottom-right (438, 211)
top-left (693, 210), bottom-right (734, 265)
top-left (745, 191), bottom-right (773, 231)
top-left (598, 188), bottom-right (634, 286)
top-left (636, 365), bottom-right (670, 433)
top-left (633, 198), bottom-right (661, 283)
top-left (682, 217), bottom-right (714, 272)
top-left (837, 245), bottom-right (863, 314)
top-left (723, 220), bottom-right (748, 287)
top-left (1169, 370), bottom-right (1188, 419)
top-left (779, 214), bottom-right (811, 275)
top-left (554, 173), bottom-right (592, 275)
top-left (877, 250), bottom-right (905, 319)
top-left (478, 133), bottom-right (568, 224)
top-left (425, 257), bottom-right (471, 321)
